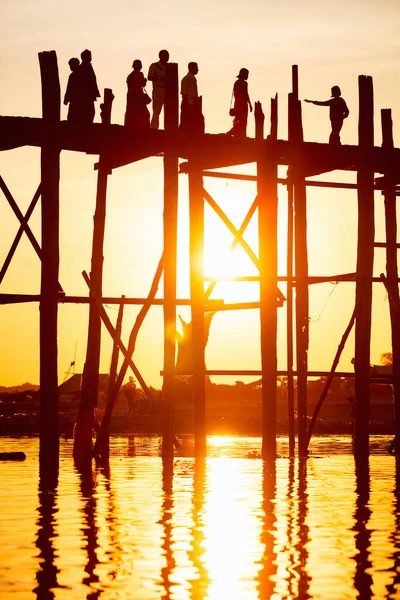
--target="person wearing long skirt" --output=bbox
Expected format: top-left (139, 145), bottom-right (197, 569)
top-left (228, 68), bottom-right (253, 137)
top-left (124, 60), bottom-right (150, 128)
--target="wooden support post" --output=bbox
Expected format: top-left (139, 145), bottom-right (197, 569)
top-left (286, 179), bottom-right (295, 457)
top-left (74, 88), bottom-right (114, 465)
top-left (381, 108), bottom-right (400, 454)
top-left (162, 63), bottom-right (179, 459)
top-left (257, 98), bottom-right (279, 460)
top-left (354, 75), bottom-right (374, 458)
top-left (189, 158), bottom-right (206, 457)
top-left (38, 50), bottom-right (61, 477)
top-left (289, 65), bottom-right (309, 456)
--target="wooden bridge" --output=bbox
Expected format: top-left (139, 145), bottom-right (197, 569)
top-left (1, 50), bottom-right (400, 475)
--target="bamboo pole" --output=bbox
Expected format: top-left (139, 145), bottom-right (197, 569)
top-left (381, 108), bottom-right (400, 455)
top-left (289, 65), bottom-right (309, 456)
top-left (354, 75), bottom-right (375, 458)
top-left (257, 98), bottom-right (279, 459)
top-left (74, 88), bottom-right (114, 465)
top-left (38, 50), bottom-right (61, 478)
top-left (162, 63), bottom-right (179, 459)
top-left (189, 158), bottom-right (206, 457)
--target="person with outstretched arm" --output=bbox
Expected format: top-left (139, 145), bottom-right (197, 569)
top-left (304, 86), bottom-right (349, 145)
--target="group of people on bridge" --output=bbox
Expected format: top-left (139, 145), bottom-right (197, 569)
top-left (64, 49), bottom-right (350, 144)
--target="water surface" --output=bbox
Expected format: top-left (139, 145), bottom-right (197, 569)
top-left (0, 435), bottom-right (399, 599)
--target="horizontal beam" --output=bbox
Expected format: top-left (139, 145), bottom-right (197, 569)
top-left (167, 369), bottom-right (392, 381)
top-left (374, 242), bottom-right (400, 248)
top-left (202, 170), bottom-right (400, 192)
top-left (2, 117), bottom-right (400, 174)
top-left (0, 294), bottom-right (283, 308)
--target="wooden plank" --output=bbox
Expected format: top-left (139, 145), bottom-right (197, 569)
top-left (257, 99), bottom-right (278, 459)
top-left (162, 63), bottom-right (179, 459)
top-left (189, 159), bottom-right (206, 457)
top-left (354, 75), bottom-right (375, 458)
top-left (74, 88), bottom-right (114, 465)
top-left (38, 50), bottom-right (61, 477)
top-left (381, 108), bottom-right (400, 455)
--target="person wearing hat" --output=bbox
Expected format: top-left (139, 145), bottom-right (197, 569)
top-left (227, 67), bottom-right (253, 137)
top-left (304, 86), bottom-right (349, 145)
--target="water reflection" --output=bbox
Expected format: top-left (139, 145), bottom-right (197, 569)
top-left (386, 458), bottom-right (400, 598)
top-left (296, 459), bottom-right (311, 599)
top-left (353, 457), bottom-right (373, 599)
top-left (160, 458), bottom-right (175, 599)
top-left (188, 459), bottom-right (209, 600)
top-left (257, 461), bottom-right (277, 599)
top-left (2, 436), bottom-right (400, 599)
top-left (34, 473), bottom-right (60, 599)
top-left (79, 466), bottom-right (101, 598)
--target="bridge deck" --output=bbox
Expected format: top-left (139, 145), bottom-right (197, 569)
top-left (1, 116), bottom-right (400, 177)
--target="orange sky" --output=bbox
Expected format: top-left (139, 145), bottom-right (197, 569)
top-left (1, 0), bottom-right (400, 386)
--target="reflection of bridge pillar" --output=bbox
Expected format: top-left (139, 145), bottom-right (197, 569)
top-left (38, 50), bottom-right (60, 476)
top-left (189, 157), bottom-right (206, 457)
top-left (257, 98), bottom-right (279, 460)
top-left (162, 63), bottom-right (179, 458)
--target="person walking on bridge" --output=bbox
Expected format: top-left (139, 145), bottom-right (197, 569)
top-left (78, 49), bottom-right (100, 124)
top-left (227, 68), bottom-right (253, 137)
top-left (147, 49), bottom-right (169, 129)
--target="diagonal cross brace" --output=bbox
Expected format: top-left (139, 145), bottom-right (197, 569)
top-left (205, 194), bottom-right (259, 300)
top-left (203, 187), bottom-right (285, 302)
top-left (0, 184), bottom-right (41, 284)
top-left (0, 175), bottom-right (63, 292)
top-left (82, 270), bottom-right (152, 399)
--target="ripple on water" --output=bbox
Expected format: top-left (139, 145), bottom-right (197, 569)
top-left (0, 435), bottom-right (399, 599)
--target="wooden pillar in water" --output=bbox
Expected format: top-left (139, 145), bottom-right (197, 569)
top-left (162, 63), bottom-right (179, 459)
top-left (189, 157), bottom-right (205, 457)
top-left (256, 98), bottom-right (279, 459)
top-left (381, 109), bottom-right (400, 454)
top-left (39, 50), bottom-right (61, 476)
top-left (354, 75), bottom-right (374, 458)
top-left (286, 177), bottom-right (295, 457)
top-left (288, 65), bottom-right (309, 456)
top-left (74, 89), bottom-right (114, 463)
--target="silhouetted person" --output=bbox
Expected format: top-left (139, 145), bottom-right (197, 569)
top-left (305, 86), bottom-right (349, 145)
top-left (64, 57), bottom-right (80, 122)
top-left (180, 62), bottom-right (204, 135)
top-left (147, 49), bottom-right (169, 129)
top-left (124, 376), bottom-right (136, 415)
top-left (124, 59), bottom-right (150, 128)
top-left (227, 68), bottom-right (253, 137)
top-left (78, 49), bottom-right (100, 124)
